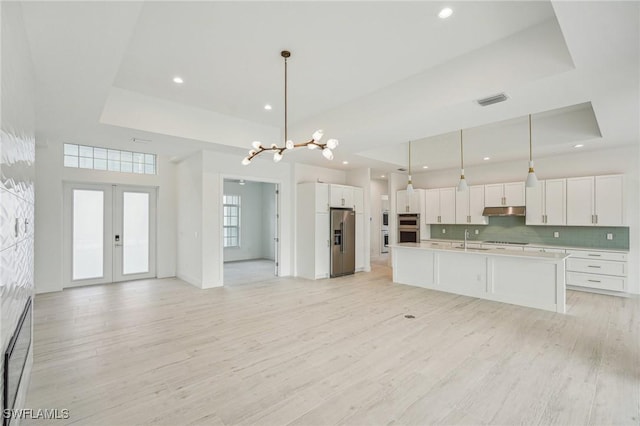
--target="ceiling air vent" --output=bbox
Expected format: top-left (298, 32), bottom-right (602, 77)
top-left (476, 93), bottom-right (508, 107)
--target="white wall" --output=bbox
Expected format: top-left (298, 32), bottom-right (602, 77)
top-left (293, 163), bottom-right (346, 185)
top-left (35, 141), bottom-right (178, 293)
top-left (1, 0), bottom-right (36, 411)
top-left (223, 181), bottom-right (275, 262)
top-left (176, 151), bottom-right (203, 287)
top-left (196, 151), bottom-right (295, 288)
top-left (261, 182), bottom-right (276, 260)
top-left (409, 145), bottom-right (640, 294)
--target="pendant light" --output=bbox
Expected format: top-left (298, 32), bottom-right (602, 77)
top-left (525, 114), bottom-right (538, 187)
top-left (406, 141), bottom-right (414, 195)
top-left (242, 51), bottom-right (339, 165)
top-left (457, 129), bottom-right (468, 192)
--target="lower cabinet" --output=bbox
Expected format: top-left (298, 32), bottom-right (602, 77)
top-left (565, 249), bottom-right (627, 292)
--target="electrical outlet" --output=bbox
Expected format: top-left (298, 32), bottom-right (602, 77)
top-left (553, 232), bottom-right (559, 238)
top-left (474, 229), bottom-right (479, 235)
top-left (607, 233), bottom-right (613, 240)
top-left (442, 229), bottom-right (446, 234)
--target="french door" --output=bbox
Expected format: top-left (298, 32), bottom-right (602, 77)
top-left (63, 183), bottom-right (157, 287)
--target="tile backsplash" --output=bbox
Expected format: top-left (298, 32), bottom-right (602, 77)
top-left (430, 216), bottom-right (629, 250)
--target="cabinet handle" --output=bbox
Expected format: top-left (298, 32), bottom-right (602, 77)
top-left (595, 214), bottom-right (598, 224)
top-left (588, 279), bottom-right (601, 283)
top-left (327, 240), bottom-right (330, 247)
top-left (587, 265), bottom-right (601, 268)
top-left (468, 215), bottom-right (471, 223)
top-left (591, 214), bottom-right (595, 224)
top-left (588, 254), bottom-right (601, 257)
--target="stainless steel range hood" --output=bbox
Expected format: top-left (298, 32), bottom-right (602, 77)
top-left (482, 206), bottom-right (526, 216)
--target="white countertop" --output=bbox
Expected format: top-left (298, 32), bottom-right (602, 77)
top-left (423, 239), bottom-right (629, 253)
top-left (391, 242), bottom-right (570, 261)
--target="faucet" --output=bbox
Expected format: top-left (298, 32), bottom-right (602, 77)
top-left (464, 229), bottom-right (469, 250)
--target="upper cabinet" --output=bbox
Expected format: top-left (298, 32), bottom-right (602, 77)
top-left (424, 187), bottom-right (456, 224)
top-left (567, 175), bottom-right (624, 226)
top-left (484, 182), bottom-right (525, 207)
top-left (329, 184), bottom-right (354, 209)
top-left (396, 189), bottom-right (424, 214)
top-left (526, 179), bottom-right (566, 226)
top-left (456, 185), bottom-right (488, 225)
top-left (314, 182), bottom-right (330, 213)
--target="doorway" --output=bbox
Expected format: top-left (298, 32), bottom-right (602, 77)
top-left (222, 179), bottom-right (279, 286)
top-left (63, 183), bottom-right (157, 287)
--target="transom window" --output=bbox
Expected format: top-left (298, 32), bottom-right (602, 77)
top-left (223, 195), bottom-right (241, 248)
top-left (63, 143), bottom-right (156, 175)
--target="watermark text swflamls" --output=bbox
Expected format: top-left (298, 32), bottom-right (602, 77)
top-left (3, 408), bottom-right (70, 420)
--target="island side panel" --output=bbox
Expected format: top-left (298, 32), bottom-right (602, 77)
top-left (490, 257), bottom-right (561, 312)
top-left (437, 252), bottom-right (488, 299)
top-left (392, 247), bottom-right (435, 288)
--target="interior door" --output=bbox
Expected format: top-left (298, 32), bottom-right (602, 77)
top-left (113, 186), bottom-right (157, 282)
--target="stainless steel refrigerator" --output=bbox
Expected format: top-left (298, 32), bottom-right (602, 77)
top-left (330, 208), bottom-right (356, 277)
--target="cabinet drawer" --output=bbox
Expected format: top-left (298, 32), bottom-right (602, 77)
top-left (566, 258), bottom-right (626, 276)
top-left (567, 272), bottom-right (626, 292)
top-left (566, 249), bottom-right (627, 262)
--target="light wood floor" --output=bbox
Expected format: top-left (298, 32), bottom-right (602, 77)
top-left (25, 264), bottom-right (639, 425)
top-left (224, 259), bottom-right (276, 286)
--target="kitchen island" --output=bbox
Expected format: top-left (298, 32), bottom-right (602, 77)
top-left (391, 242), bottom-right (569, 313)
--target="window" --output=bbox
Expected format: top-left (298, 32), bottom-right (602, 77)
top-left (223, 195), bottom-right (241, 248)
top-left (63, 144), bottom-right (156, 175)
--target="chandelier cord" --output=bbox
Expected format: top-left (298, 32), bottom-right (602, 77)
top-left (284, 54), bottom-right (288, 144)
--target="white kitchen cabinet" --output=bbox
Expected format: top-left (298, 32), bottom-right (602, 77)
top-left (566, 248), bottom-right (627, 292)
top-left (424, 188), bottom-right (456, 224)
top-left (396, 189), bottom-right (424, 214)
top-left (314, 182), bottom-right (329, 213)
top-left (526, 179), bottom-right (566, 226)
top-left (297, 183), bottom-right (330, 279)
top-left (566, 175), bottom-right (624, 226)
top-left (594, 175), bottom-right (624, 226)
top-left (455, 185), bottom-right (488, 225)
top-left (329, 184), bottom-right (354, 209)
top-left (484, 182), bottom-right (525, 207)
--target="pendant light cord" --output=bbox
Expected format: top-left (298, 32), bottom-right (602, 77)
top-left (408, 141), bottom-right (412, 175)
top-left (529, 114), bottom-right (532, 162)
top-left (460, 130), bottom-right (464, 170)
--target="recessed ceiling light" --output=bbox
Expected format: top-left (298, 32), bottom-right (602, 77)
top-left (342, 161), bottom-right (349, 165)
top-left (264, 104), bottom-right (272, 111)
top-left (173, 76), bottom-right (184, 84)
top-left (381, 175), bottom-right (385, 178)
top-left (483, 157), bottom-right (491, 161)
top-left (574, 144), bottom-right (584, 148)
top-left (422, 165), bottom-right (429, 169)
top-left (438, 7), bottom-right (453, 19)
